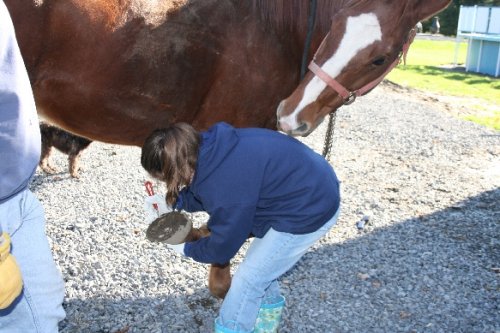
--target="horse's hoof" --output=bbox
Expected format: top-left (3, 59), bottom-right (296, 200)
top-left (146, 211), bottom-right (192, 244)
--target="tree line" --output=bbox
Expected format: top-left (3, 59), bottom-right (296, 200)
top-left (423, 0), bottom-right (500, 35)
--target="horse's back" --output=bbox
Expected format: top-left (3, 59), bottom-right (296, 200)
top-left (5, 0), bottom-right (302, 145)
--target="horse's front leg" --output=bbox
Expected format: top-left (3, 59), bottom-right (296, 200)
top-left (190, 225), bottom-right (232, 299)
top-left (209, 263), bottom-right (231, 299)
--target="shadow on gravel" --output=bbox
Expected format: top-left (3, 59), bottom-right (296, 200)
top-left (59, 287), bottom-right (219, 333)
top-left (403, 65), bottom-right (497, 84)
top-left (57, 189), bottom-right (499, 333)
top-left (281, 188), bottom-right (499, 333)
top-left (31, 173), bottom-right (75, 187)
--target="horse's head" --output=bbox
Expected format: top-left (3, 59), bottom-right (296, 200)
top-left (277, 0), bottom-right (452, 136)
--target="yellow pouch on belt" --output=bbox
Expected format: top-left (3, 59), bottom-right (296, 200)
top-left (0, 232), bottom-right (23, 309)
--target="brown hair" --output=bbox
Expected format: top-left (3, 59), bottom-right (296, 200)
top-left (141, 123), bottom-right (201, 206)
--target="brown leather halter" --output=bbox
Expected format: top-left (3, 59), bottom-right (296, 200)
top-left (308, 29), bottom-right (416, 105)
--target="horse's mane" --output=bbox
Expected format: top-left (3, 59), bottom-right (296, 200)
top-left (252, 0), bottom-right (367, 32)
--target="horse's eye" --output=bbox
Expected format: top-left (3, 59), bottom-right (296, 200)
top-left (372, 57), bottom-right (386, 66)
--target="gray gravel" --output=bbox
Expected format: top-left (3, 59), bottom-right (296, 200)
top-left (31, 83), bottom-right (499, 333)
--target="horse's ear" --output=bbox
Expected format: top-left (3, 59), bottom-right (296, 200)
top-left (410, 0), bottom-right (452, 22)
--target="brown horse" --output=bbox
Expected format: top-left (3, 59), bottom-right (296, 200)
top-left (5, 0), bottom-right (451, 298)
top-left (5, 0), bottom-right (451, 144)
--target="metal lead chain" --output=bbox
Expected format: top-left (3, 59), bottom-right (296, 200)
top-left (322, 112), bottom-right (336, 161)
top-left (299, 0), bottom-right (336, 161)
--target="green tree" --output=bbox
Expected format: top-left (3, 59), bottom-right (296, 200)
top-left (422, 0), bottom-right (500, 36)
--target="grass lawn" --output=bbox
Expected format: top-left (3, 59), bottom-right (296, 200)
top-left (386, 38), bottom-right (500, 130)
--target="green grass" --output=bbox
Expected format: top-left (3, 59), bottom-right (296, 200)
top-left (386, 39), bottom-right (500, 130)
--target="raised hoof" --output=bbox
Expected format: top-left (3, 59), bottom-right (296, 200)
top-left (146, 211), bottom-right (192, 244)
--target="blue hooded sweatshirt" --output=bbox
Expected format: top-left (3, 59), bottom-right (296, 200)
top-left (178, 122), bottom-right (340, 264)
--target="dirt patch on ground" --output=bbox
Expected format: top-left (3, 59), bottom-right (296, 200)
top-left (380, 80), bottom-right (499, 121)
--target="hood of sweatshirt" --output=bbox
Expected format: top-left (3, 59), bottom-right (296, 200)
top-left (191, 122), bottom-right (239, 187)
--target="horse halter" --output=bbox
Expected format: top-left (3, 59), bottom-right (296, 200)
top-left (308, 29), bottom-right (416, 105)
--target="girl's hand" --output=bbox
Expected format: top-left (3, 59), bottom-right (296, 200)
top-left (167, 243), bottom-right (185, 255)
top-left (144, 194), bottom-right (172, 223)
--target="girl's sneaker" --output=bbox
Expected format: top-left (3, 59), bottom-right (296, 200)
top-left (254, 295), bottom-right (285, 333)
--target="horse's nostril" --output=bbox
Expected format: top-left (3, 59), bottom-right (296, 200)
top-left (296, 123), bottom-right (308, 133)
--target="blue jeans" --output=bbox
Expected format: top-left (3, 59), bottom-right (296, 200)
top-left (0, 190), bottom-right (65, 333)
top-left (218, 207), bottom-right (341, 332)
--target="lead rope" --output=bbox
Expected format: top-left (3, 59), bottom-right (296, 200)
top-left (300, 0), bottom-right (318, 79)
top-left (300, 0), bottom-right (336, 160)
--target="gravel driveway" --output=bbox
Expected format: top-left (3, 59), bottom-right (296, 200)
top-left (32, 83), bottom-right (499, 333)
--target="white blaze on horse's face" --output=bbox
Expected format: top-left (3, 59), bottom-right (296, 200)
top-left (278, 13), bottom-right (382, 134)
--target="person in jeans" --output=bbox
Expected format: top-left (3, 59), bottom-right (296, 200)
top-left (0, 2), bottom-right (65, 332)
top-left (141, 121), bottom-right (341, 332)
